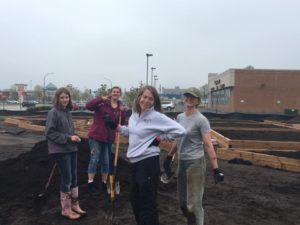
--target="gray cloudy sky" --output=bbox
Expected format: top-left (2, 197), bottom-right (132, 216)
top-left (0, 0), bottom-right (299, 92)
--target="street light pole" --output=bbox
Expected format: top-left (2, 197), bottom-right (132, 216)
top-left (151, 67), bottom-right (156, 86)
top-left (146, 53), bottom-right (153, 85)
top-left (104, 77), bottom-right (112, 89)
top-left (43, 72), bottom-right (54, 104)
top-left (154, 75), bottom-right (158, 88)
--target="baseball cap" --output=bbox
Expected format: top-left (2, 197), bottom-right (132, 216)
top-left (183, 91), bottom-right (200, 100)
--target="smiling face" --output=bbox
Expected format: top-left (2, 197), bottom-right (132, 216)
top-left (110, 87), bottom-right (121, 101)
top-left (183, 95), bottom-right (199, 109)
top-left (59, 92), bottom-right (70, 108)
top-left (139, 89), bottom-right (154, 113)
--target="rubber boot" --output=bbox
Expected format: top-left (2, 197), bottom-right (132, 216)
top-left (60, 192), bottom-right (81, 220)
top-left (101, 182), bottom-right (110, 209)
top-left (71, 187), bottom-right (87, 215)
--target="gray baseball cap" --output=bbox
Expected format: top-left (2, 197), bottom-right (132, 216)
top-left (183, 91), bottom-right (200, 100)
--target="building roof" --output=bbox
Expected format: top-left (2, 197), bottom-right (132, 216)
top-left (46, 83), bottom-right (57, 91)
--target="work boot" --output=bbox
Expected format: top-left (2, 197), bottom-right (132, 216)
top-left (101, 182), bottom-right (110, 208)
top-left (71, 187), bottom-right (87, 216)
top-left (60, 192), bottom-right (81, 220)
top-left (88, 181), bottom-right (98, 192)
top-left (101, 182), bottom-right (109, 195)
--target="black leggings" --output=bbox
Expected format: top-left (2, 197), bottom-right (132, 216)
top-left (130, 156), bottom-right (160, 225)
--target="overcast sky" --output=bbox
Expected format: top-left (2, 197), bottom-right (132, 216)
top-left (0, 0), bottom-right (299, 92)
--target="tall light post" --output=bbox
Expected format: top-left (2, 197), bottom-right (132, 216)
top-left (43, 72), bottom-right (54, 104)
top-left (154, 75), bottom-right (158, 88)
top-left (146, 53), bottom-right (153, 85)
top-left (104, 77), bottom-right (112, 89)
top-left (151, 67), bottom-right (156, 86)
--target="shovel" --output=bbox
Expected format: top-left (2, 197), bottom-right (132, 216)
top-left (33, 163), bottom-right (57, 215)
top-left (107, 114), bottom-right (122, 225)
top-left (107, 134), bottom-right (120, 224)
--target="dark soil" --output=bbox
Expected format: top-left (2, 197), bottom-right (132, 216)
top-left (0, 122), bottom-right (300, 225)
top-left (210, 121), bottom-right (284, 129)
top-left (216, 130), bottom-right (300, 142)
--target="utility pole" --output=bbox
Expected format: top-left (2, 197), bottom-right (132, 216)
top-left (43, 72), bottom-right (54, 104)
top-left (146, 53), bottom-right (153, 85)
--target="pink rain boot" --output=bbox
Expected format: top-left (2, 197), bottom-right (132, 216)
top-left (71, 187), bottom-right (87, 215)
top-left (60, 192), bottom-right (81, 220)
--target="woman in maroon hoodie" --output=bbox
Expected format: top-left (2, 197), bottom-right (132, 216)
top-left (85, 86), bottom-right (126, 196)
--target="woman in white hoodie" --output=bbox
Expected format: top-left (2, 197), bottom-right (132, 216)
top-left (118, 86), bottom-right (186, 225)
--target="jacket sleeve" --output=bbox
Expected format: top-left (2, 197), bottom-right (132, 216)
top-left (157, 113), bottom-right (186, 141)
top-left (45, 110), bottom-right (69, 145)
top-left (85, 96), bottom-right (105, 111)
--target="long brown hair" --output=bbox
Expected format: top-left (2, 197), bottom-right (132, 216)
top-left (133, 86), bottom-right (161, 113)
top-left (53, 87), bottom-right (73, 110)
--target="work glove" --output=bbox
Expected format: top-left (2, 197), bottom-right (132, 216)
top-left (103, 115), bottom-right (117, 129)
top-left (163, 155), bottom-right (173, 174)
top-left (213, 168), bottom-right (224, 184)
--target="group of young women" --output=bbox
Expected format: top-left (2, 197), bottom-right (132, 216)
top-left (45, 85), bottom-right (224, 225)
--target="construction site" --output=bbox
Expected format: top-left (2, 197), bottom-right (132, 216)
top-left (0, 110), bottom-right (299, 225)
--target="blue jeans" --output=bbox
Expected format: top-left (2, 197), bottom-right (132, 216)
top-left (88, 138), bottom-right (111, 174)
top-left (52, 151), bottom-right (78, 193)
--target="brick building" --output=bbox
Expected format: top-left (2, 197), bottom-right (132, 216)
top-left (208, 68), bottom-right (300, 114)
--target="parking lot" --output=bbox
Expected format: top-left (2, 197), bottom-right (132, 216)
top-left (0, 103), bottom-right (35, 111)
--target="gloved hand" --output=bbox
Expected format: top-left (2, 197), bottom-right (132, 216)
top-left (213, 168), bottom-right (224, 184)
top-left (163, 155), bottom-right (173, 173)
top-left (103, 115), bottom-right (117, 129)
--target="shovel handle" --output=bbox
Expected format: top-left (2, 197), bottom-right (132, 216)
top-left (113, 112), bottom-right (122, 167)
top-left (45, 163), bottom-right (56, 190)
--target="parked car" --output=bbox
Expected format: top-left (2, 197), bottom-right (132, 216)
top-left (22, 101), bottom-right (36, 108)
top-left (77, 102), bottom-right (86, 110)
top-left (161, 101), bottom-right (175, 110)
top-left (7, 100), bottom-right (19, 104)
top-left (72, 102), bottom-right (86, 111)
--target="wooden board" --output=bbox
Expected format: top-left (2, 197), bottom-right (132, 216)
top-left (228, 140), bottom-right (300, 151)
top-left (216, 148), bottom-right (300, 173)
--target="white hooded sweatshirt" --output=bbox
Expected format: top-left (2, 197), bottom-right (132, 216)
top-left (119, 107), bottom-right (186, 163)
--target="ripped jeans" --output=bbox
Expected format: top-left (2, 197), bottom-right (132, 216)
top-left (87, 138), bottom-right (112, 174)
top-left (177, 157), bottom-right (206, 225)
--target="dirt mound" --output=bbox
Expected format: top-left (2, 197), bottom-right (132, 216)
top-left (0, 139), bottom-right (300, 225)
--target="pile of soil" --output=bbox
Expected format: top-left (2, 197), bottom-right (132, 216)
top-left (0, 122), bottom-right (299, 225)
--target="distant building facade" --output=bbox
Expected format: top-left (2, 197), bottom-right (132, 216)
top-left (208, 68), bottom-right (300, 114)
top-left (45, 83), bottom-right (57, 102)
top-left (161, 86), bottom-right (185, 99)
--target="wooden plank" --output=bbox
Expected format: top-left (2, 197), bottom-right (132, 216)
top-left (216, 148), bottom-right (300, 173)
top-left (18, 123), bottom-right (45, 132)
top-left (213, 127), bottom-right (295, 132)
top-left (210, 129), bottom-right (230, 148)
top-left (264, 120), bottom-right (300, 130)
top-left (228, 140), bottom-right (300, 151)
top-left (218, 148), bottom-right (299, 153)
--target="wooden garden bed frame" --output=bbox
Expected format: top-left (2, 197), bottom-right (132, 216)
top-left (4, 116), bottom-right (300, 172)
top-left (210, 122), bottom-right (300, 172)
